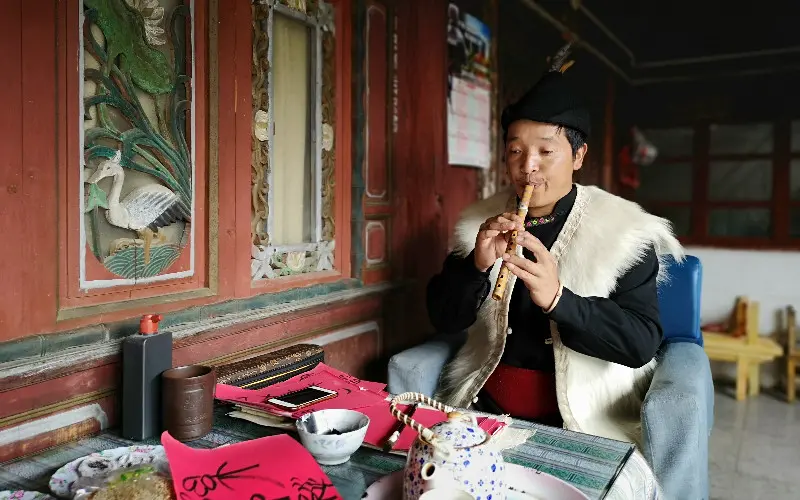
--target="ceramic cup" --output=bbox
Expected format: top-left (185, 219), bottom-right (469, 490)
top-left (418, 489), bottom-right (474, 500)
top-left (162, 365), bottom-right (216, 441)
top-left (296, 409), bottom-right (370, 465)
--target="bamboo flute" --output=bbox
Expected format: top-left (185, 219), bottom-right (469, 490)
top-left (491, 184), bottom-right (534, 301)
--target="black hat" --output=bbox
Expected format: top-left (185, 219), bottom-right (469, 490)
top-left (501, 43), bottom-right (591, 139)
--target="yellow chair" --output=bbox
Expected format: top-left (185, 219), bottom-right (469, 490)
top-left (703, 297), bottom-right (784, 401)
top-left (786, 306), bottom-right (798, 403)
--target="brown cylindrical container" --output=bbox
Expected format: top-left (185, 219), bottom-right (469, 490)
top-left (162, 365), bottom-right (216, 441)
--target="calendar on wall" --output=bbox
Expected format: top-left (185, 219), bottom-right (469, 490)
top-left (448, 77), bottom-right (491, 168)
top-left (446, 2), bottom-right (492, 169)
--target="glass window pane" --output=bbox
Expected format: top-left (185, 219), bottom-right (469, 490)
top-left (709, 209), bottom-right (771, 238)
top-left (708, 160), bottom-right (772, 201)
top-left (792, 208), bottom-right (800, 238)
top-left (272, 13), bottom-right (315, 245)
top-left (641, 128), bottom-right (693, 157)
top-left (792, 160), bottom-right (800, 201)
top-left (636, 162), bottom-right (693, 202)
top-left (709, 123), bottom-right (772, 155)
top-left (649, 206), bottom-right (692, 237)
top-left (792, 120), bottom-right (800, 152)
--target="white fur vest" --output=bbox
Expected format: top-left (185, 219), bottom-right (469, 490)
top-left (435, 184), bottom-right (684, 448)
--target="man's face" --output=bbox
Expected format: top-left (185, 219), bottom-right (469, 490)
top-left (504, 120), bottom-right (587, 211)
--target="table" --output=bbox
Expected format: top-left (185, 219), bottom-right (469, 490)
top-left (0, 406), bottom-right (633, 499)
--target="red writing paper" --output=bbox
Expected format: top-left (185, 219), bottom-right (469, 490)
top-left (162, 431), bottom-right (342, 500)
top-left (357, 403), bottom-right (508, 451)
top-left (280, 363), bottom-right (388, 396)
top-left (215, 364), bottom-right (388, 419)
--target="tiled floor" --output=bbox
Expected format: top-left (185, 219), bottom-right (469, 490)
top-left (711, 385), bottom-right (800, 499)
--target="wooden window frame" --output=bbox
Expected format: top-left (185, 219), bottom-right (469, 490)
top-left (264, 4), bottom-right (325, 256)
top-left (236, 0), bottom-right (353, 297)
top-left (637, 120), bottom-right (800, 251)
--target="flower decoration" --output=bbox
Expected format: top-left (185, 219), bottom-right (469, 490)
top-left (315, 240), bottom-right (335, 271)
top-left (321, 123), bottom-right (334, 152)
top-left (318, 1), bottom-right (335, 34)
top-left (254, 109), bottom-right (270, 142)
top-left (125, 0), bottom-right (166, 46)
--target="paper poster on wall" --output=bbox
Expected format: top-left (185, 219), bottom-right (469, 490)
top-left (447, 2), bottom-right (492, 169)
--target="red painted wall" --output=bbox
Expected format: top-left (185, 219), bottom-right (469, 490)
top-left (0, 0), bottom-right (477, 347)
top-left (384, 0), bottom-right (480, 353)
top-left (0, 0), bottom-right (59, 337)
top-left (0, 0), bottom-right (482, 461)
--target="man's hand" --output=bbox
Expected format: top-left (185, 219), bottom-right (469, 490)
top-left (502, 232), bottom-right (561, 309)
top-left (474, 212), bottom-right (524, 272)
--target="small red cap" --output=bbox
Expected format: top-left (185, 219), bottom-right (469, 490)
top-left (140, 314), bottom-right (163, 335)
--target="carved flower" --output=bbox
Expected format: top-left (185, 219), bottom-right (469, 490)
top-left (286, 251), bottom-right (307, 272)
top-left (316, 240), bottom-right (335, 272)
top-left (286, 0), bottom-right (307, 13)
top-left (321, 123), bottom-right (334, 151)
top-left (318, 1), bottom-right (335, 34)
top-left (254, 109), bottom-right (270, 141)
top-left (251, 244), bottom-right (277, 279)
top-left (125, 0), bottom-right (166, 46)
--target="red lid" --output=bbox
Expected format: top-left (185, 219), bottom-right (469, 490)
top-left (140, 314), bottom-right (163, 335)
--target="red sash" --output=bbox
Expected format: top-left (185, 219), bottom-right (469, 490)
top-left (483, 363), bottom-right (560, 421)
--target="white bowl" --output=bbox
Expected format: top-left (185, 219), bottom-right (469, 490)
top-left (296, 409), bottom-right (370, 465)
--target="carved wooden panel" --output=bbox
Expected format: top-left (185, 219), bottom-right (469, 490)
top-left (79, 0), bottom-right (196, 288)
top-left (366, 3), bottom-right (388, 201)
top-left (365, 220), bottom-right (387, 266)
top-left (359, 0), bottom-right (393, 284)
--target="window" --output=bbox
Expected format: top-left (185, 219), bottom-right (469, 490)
top-left (272, 13), bottom-right (316, 246)
top-left (250, 1), bottom-right (337, 280)
top-left (634, 122), bottom-right (800, 248)
top-left (792, 158), bottom-right (800, 238)
top-left (635, 128), bottom-right (694, 237)
top-left (707, 124), bottom-right (773, 240)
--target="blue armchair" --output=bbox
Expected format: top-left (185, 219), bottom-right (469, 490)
top-left (387, 255), bottom-right (714, 500)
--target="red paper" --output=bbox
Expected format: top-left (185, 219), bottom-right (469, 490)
top-left (215, 364), bottom-right (388, 418)
top-left (360, 404), bottom-right (446, 449)
top-left (357, 403), bottom-right (508, 451)
top-left (316, 364), bottom-right (387, 395)
top-left (162, 431), bottom-right (342, 500)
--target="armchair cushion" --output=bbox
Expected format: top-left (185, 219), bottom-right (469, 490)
top-left (658, 255), bottom-right (703, 347)
top-left (642, 342), bottom-right (713, 500)
top-left (387, 332), bottom-right (466, 397)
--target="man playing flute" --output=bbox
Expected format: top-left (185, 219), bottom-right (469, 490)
top-left (427, 45), bottom-right (683, 498)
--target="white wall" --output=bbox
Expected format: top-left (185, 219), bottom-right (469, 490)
top-left (688, 246), bottom-right (800, 387)
top-left (688, 247), bottom-right (800, 335)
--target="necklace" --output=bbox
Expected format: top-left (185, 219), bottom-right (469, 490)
top-left (525, 212), bottom-right (562, 228)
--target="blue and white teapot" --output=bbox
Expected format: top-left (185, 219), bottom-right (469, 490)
top-left (390, 393), bottom-right (506, 500)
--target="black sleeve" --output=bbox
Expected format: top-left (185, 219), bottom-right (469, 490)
top-left (548, 246), bottom-right (663, 368)
top-left (426, 250), bottom-right (492, 334)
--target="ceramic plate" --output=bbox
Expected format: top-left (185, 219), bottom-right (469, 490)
top-left (48, 445), bottom-right (167, 498)
top-left (0, 493), bottom-right (55, 500)
top-left (0, 493), bottom-right (56, 500)
top-left (363, 463), bottom-right (589, 500)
